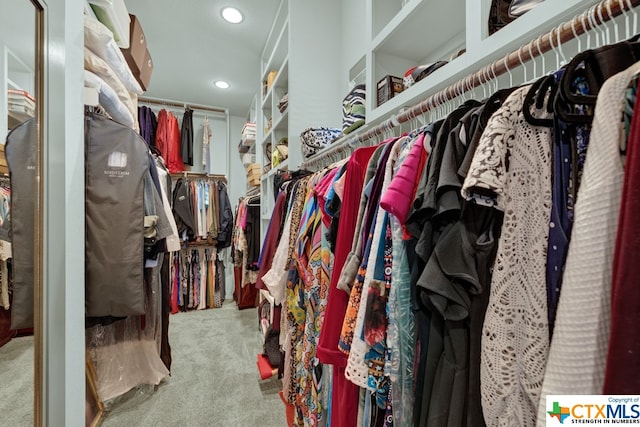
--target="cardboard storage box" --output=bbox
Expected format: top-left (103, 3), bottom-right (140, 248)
top-left (247, 163), bottom-right (261, 186)
top-left (137, 48), bottom-right (153, 91)
top-left (121, 14), bottom-right (148, 79)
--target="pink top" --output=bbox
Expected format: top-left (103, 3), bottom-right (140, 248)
top-left (380, 133), bottom-right (427, 223)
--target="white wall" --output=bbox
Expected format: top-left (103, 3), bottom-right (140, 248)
top-left (341, 0), bottom-right (368, 96)
top-left (45, 0), bottom-right (86, 426)
top-left (143, 106), bottom-right (228, 175)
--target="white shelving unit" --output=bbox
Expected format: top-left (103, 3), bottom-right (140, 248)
top-left (253, 0), bottom-right (610, 245)
top-left (355, 0), bottom-right (607, 127)
top-left (1, 45), bottom-right (35, 143)
top-left (257, 0), bottom-right (344, 243)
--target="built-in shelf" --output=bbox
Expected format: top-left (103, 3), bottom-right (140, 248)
top-left (8, 110), bottom-right (33, 128)
top-left (349, 55), bottom-right (366, 86)
top-left (367, 0), bottom-right (599, 126)
top-left (371, 0), bottom-right (466, 109)
top-left (261, 158), bottom-right (289, 182)
top-left (261, 20), bottom-right (289, 83)
top-left (262, 128), bottom-right (272, 146)
top-left (372, 0), bottom-right (406, 41)
top-left (7, 78), bottom-right (23, 91)
top-left (256, 0), bottom-right (350, 246)
top-left (272, 109), bottom-right (288, 132)
top-left (261, 88), bottom-right (273, 110)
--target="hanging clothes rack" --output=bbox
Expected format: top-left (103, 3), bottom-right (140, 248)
top-left (170, 171), bottom-right (228, 183)
top-left (301, 0), bottom-right (640, 170)
top-left (139, 96), bottom-right (227, 115)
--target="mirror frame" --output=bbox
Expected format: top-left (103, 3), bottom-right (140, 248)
top-left (31, 0), bottom-right (44, 425)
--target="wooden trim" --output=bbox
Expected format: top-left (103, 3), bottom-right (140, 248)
top-left (32, 0), bottom-right (45, 425)
top-left (86, 358), bottom-right (104, 427)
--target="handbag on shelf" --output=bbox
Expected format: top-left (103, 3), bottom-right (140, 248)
top-left (272, 138), bottom-right (288, 168)
top-left (509, 0), bottom-right (545, 18)
top-left (403, 61), bottom-right (448, 90)
top-left (300, 127), bottom-right (343, 159)
top-left (264, 142), bottom-right (272, 165)
top-left (488, 0), bottom-right (545, 34)
top-left (342, 84), bottom-right (366, 135)
top-left (488, 0), bottom-right (515, 35)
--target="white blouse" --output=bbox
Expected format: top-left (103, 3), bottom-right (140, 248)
top-left (463, 84), bottom-right (552, 427)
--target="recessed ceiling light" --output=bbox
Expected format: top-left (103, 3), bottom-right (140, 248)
top-left (214, 80), bottom-right (230, 89)
top-left (221, 7), bottom-right (243, 24)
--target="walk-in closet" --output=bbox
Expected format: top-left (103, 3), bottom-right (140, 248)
top-left (1, 0), bottom-right (639, 425)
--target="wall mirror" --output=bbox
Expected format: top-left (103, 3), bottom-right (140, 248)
top-left (0, 0), bottom-right (44, 425)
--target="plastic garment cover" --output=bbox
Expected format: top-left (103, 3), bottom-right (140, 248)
top-left (86, 254), bottom-right (169, 402)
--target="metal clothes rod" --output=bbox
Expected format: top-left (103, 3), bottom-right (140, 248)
top-left (301, 0), bottom-right (640, 170)
top-left (170, 172), bottom-right (228, 182)
top-left (139, 96), bottom-right (227, 114)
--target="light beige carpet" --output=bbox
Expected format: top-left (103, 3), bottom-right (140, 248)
top-left (101, 302), bottom-right (286, 426)
top-left (0, 334), bottom-right (34, 426)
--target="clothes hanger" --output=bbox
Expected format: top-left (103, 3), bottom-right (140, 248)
top-left (410, 109), bottom-right (418, 133)
top-left (442, 90), bottom-right (451, 117)
top-left (523, 73), bottom-right (556, 127)
top-left (581, 10), bottom-right (592, 50)
top-left (556, 23), bottom-right (569, 67)
top-left (630, 0), bottom-right (638, 38)
top-left (479, 66), bottom-right (488, 99)
top-left (523, 27), bottom-right (565, 127)
top-left (550, 17), bottom-right (593, 125)
top-left (491, 62), bottom-right (499, 94)
top-left (607, 1), bottom-right (621, 43)
top-left (465, 75), bottom-right (474, 100)
top-left (556, 1), bottom-right (640, 121)
top-left (455, 80), bottom-right (464, 105)
top-left (571, 14), bottom-right (583, 55)
top-left (619, 0), bottom-right (632, 40)
top-left (559, 33), bottom-right (640, 108)
top-left (594, 3), bottom-right (609, 46)
top-left (455, 80), bottom-right (464, 108)
top-left (504, 56), bottom-right (514, 89)
top-left (466, 75), bottom-right (476, 102)
top-left (598, 3), bottom-right (611, 44)
top-left (535, 35), bottom-right (547, 76)
top-left (517, 46), bottom-right (528, 85)
top-left (588, 5), bottom-right (602, 47)
top-left (549, 27), bottom-right (560, 72)
top-left (482, 67), bottom-right (490, 99)
top-left (529, 40), bottom-right (540, 82)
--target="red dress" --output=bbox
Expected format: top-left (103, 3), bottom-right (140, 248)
top-left (316, 145), bottom-right (377, 427)
top-left (156, 109), bottom-right (184, 173)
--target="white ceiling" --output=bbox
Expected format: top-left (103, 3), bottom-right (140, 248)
top-left (125, 0), bottom-right (280, 117)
